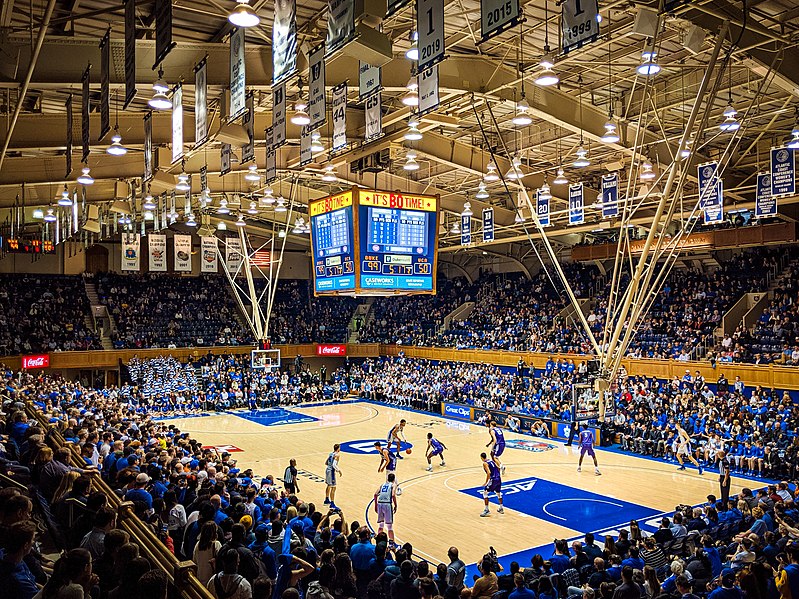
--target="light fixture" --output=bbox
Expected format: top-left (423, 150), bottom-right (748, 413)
top-left (405, 30), bottom-right (419, 61)
top-left (262, 187), bottom-right (275, 205)
top-left (143, 190), bottom-right (156, 210)
top-left (788, 125), bottom-right (799, 150)
top-left (535, 2), bottom-right (559, 86)
top-left (275, 197), bottom-right (287, 212)
top-left (321, 165), bottom-right (337, 182)
top-left (149, 67), bottom-right (172, 110)
top-left (450, 221), bottom-right (460, 234)
top-left (514, 209), bottom-right (525, 224)
top-left (534, 62), bottom-right (559, 86)
top-left (144, 210), bottom-right (155, 221)
top-left (505, 155), bottom-right (524, 180)
top-left (32, 208), bottom-right (44, 219)
top-left (234, 213), bottom-right (246, 227)
top-left (217, 197), bottom-right (230, 214)
top-left (44, 208), bottom-right (57, 222)
top-left (553, 167), bottom-right (568, 185)
top-left (245, 164), bottom-right (261, 182)
top-left (600, 119), bottom-right (620, 144)
top-left (639, 160), bottom-right (656, 181)
top-left (293, 216), bottom-right (308, 234)
top-left (475, 181), bottom-right (489, 199)
top-left (176, 172), bottom-right (191, 192)
top-left (512, 96), bottom-right (533, 127)
top-left (538, 183), bottom-right (552, 201)
top-left (228, 0), bottom-right (260, 28)
top-left (278, 229), bottom-right (286, 238)
top-left (573, 146), bottom-right (590, 168)
top-left (186, 213), bottom-right (197, 227)
top-left (106, 126), bottom-right (127, 156)
top-left (291, 100), bottom-right (311, 126)
top-left (484, 158), bottom-right (500, 182)
top-left (637, 50), bottom-right (661, 77)
top-left (310, 132), bottom-right (324, 153)
top-left (461, 201), bottom-right (473, 217)
top-left (404, 154), bottom-right (420, 171)
top-left (402, 78), bottom-right (419, 107)
top-left (58, 185), bottom-right (72, 206)
top-left (77, 166), bottom-right (94, 185)
top-left (719, 104), bottom-right (740, 132)
top-left (247, 201), bottom-right (258, 214)
top-left (404, 118), bottom-right (423, 141)
top-left (217, 221), bottom-right (227, 230)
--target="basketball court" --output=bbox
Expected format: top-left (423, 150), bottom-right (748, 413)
top-left (173, 400), bottom-right (749, 572)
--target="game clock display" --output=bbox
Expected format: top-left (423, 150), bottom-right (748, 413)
top-left (4, 238), bottom-right (56, 254)
top-left (309, 191), bottom-right (356, 293)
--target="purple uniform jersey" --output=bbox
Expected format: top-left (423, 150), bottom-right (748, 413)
top-left (491, 428), bottom-right (505, 457)
top-left (485, 459), bottom-right (502, 493)
top-left (579, 430), bottom-right (595, 457)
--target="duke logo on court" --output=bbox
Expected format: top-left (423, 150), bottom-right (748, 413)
top-left (339, 439), bottom-right (413, 454)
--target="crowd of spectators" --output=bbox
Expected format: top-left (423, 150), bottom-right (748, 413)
top-left (0, 274), bottom-right (101, 355)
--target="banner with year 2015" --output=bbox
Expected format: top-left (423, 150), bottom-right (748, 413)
top-left (561, 0), bottom-right (599, 54)
top-left (479, 0), bottom-right (521, 44)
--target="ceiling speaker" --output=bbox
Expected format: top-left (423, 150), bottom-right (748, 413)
top-left (632, 7), bottom-right (659, 38)
top-left (683, 25), bottom-right (705, 55)
top-left (82, 220), bottom-right (101, 233)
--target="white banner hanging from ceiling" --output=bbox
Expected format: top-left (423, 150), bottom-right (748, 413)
top-left (331, 82), bottom-right (347, 151)
top-left (174, 234), bottom-right (192, 272)
top-left (265, 126), bottom-right (277, 183)
top-left (172, 83), bottom-right (184, 163)
top-left (273, 0), bottom-right (297, 83)
top-left (697, 161), bottom-right (723, 224)
top-left (536, 190), bottom-right (550, 226)
top-left (194, 58), bottom-right (208, 148)
top-left (482, 208), bottom-right (494, 242)
top-left (143, 112), bottom-right (154, 182)
top-left (99, 29), bottom-right (111, 141)
top-left (148, 234), bottom-right (167, 272)
top-left (273, 82), bottom-right (287, 147)
top-left (755, 173), bottom-right (776, 218)
top-left (300, 126), bottom-right (312, 166)
top-left (770, 146), bottom-right (795, 197)
top-left (201, 236), bottom-right (218, 273)
top-left (460, 213), bottom-right (472, 245)
top-left (226, 237), bottom-right (244, 275)
top-left (365, 92), bottom-right (382, 141)
top-left (418, 0), bottom-right (445, 72)
top-left (153, 0), bottom-right (176, 68)
top-left (121, 233), bottom-right (140, 271)
top-left (561, 0), bottom-right (599, 54)
top-left (359, 62), bottom-right (381, 100)
top-left (124, 0), bottom-right (136, 108)
top-left (327, 0), bottom-right (356, 55)
top-left (568, 182), bottom-right (584, 225)
top-left (241, 92), bottom-right (255, 164)
top-left (230, 27), bottom-right (246, 119)
top-left (601, 173), bottom-right (618, 219)
top-left (418, 64), bottom-right (439, 116)
top-left (308, 44), bottom-right (326, 131)
top-left (221, 143), bottom-right (232, 175)
top-left (479, 0), bottom-right (521, 44)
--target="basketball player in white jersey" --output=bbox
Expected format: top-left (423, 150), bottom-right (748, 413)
top-left (374, 473), bottom-right (399, 548)
top-left (675, 423), bottom-right (703, 475)
top-left (324, 443), bottom-right (342, 508)
top-left (387, 419), bottom-right (407, 458)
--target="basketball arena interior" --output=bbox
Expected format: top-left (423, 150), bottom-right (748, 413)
top-left (1, 0), bottom-right (799, 598)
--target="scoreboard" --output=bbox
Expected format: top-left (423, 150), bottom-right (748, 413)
top-left (309, 188), bottom-right (439, 296)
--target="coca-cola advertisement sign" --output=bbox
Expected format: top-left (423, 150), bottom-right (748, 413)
top-left (316, 344), bottom-right (347, 357)
top-left (22, 354), bottom-right (50, 369)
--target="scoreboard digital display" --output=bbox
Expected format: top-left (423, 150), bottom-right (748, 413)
top-left (310, 191), bottom-right (356, 293)
top-left (4, 238), bottom-right (56, 254)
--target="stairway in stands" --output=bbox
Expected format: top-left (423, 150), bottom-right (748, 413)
top-left (83, 276), bottom-right (115, 350)
top-left (348, 298), bottom-right (375, 342)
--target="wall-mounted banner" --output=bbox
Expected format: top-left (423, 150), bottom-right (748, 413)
top-left (418, 65), bottom-right (439, 116)
top-left (265, 126), bottom-right (277, 183)
top-left (172, 83), bottom-right (184, 163)
top-left (300, 126), bottom-right (312, 166)
top-left (65, 95), bottom-right (73, 179)
top-left (479, 0), bottom-right (521, 44)
top-left (143, 112), bottom-right (154, 181)
top-left (99, 30), bottom-right (111, 141)
top-left (153, 0), bottom-right (176, 68)
top-left (601, 173), bottom-right (619, 218)
top-left (273, 0), bottom-right (297, 83)
top-left (221, 143), bottom-right (232, 176)
top-left (537, 190), bottom-right (550, 226)
top-left (230, 27), bottom-right (246, 119)
top-left (365, 92), bottom-right (382, 141)
top-left (386, 0), bottom-right (412, 18)
top-left (124, 0), bottom-right (136, 108)
top-left (226, 237), bottom-right (244, 274)
top-left (461, 213), bottom-right (472, 245)
top-left (697, 160), bottom-right (722, 214)
top-left (568, 182), bottom-right (585, 225)
top-left (81, 65), bottom-right (90, 163)
top-left (174, 234), bottom-right (192, 272)
top-left (194, 59), bottom-right (208, 148)
top-left (359, 62), bottom-right (381, 100)
top-left (482, 208), bottom-right (494, 242)
top-left (755, 173), bottom-right (776, 218)
top-left (418, 0), bottom-right (445, 72)
top-left (327, 0), bottom-right (356, 55)
top-left (148, 234), bottom-right (167, 272)
top-left (273, 82), bottom-right (287, 147)
top-left (201, 236), bottom-right (218, 273)
top-left (308, 44), bottom-right (326, 131)
top-left (121, 233), bottom-right (140, 271)
top-left (770, 146), bottom-right (795, 197)
top-left (241, 92), bottom-right (255, 164)
top-left (331, 82), bottom-right (347, 151)
top-left (561, 0), bottom-right (599, 54)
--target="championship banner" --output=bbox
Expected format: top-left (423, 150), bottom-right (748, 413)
top-left (771, 147), bottom-right (795, 197)
top-left (479, 0), bottom-right (521, 44)
top-left (461, 213), bottom-right (472, 245)
top-left (568, 183), bottom-right (584, 225)
top-left (703, 180), bottom-right (724, 224)
top-left (300, 126), bottom-right (312, 166)
top-left (201, 236), bottom-right (218, 273)
top-left (386, 0), bottom-right (412, 18)
top-left (174, 234), bottom-right (192, 272)
top-left (331, 82), bottom-right (347, 151)
top-left (482, 207), bottom-right (494, 242)
top-left (601, 173), bottom-right (619, 218)
top-left (81, 65), bottom-right (90, 163)
top-left (221, 143), bottom-right (232, 176)
top-left (364, 92), bottom-right (382, 141)
top-left (143, 112), bottom-right (154, 181)
top-left (273, 0), bottom-right (297, 83)
top-left (265, 126), bottom-right (277, 183)
top-left (153, 0), bottom-right (176, 68)
top-left (536, 190), bottom-right (550, 226)
top-left (308, 44), bottom-right (326, 131)
top-left (194, 59), bottom-right (209, 148)
top-left (418, 0), bottom-right (445, 72)
top-left (359, 62), bottom-right (381, 100)
top-left (273, 82), bottom-right (287, 147)
top-left (561, 0), bottom-right (599, 54)
top-left (418, 65), bottom-right (439, 116)
top-left (124, 0), bottom-right (136, 108)
top-left (99, 30), bottom-right (111, 141)
top-left (172, 83), bottom-right (184, 163)
top-left (230, 27), bottom-right (246, 119)
top-left (121, 233), bottom-right (140, 271)
top-left (241, 92), bottom-right (255, 164)
top-left (65, 95), bottom-right (73, 178)
top-left (755, 173), bottom-right (776, 218)
top-left (226, 237), bottom-right (244, 274)
top-left (326, 0), bottom-right (356, 55)
top-left (697, 161), bottom-right (723, 224)
top-left (148, 234), bottom-right (167, 272)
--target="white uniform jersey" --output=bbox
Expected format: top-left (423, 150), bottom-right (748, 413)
top-left (377, 481), bottom-right (395, 504)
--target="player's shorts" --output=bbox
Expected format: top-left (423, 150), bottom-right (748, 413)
top-left (491, 444), bottom-right (505, 458)
top-left (376, 503), bottom-right (394, 525)
top-left (386, 459), bottom-right (397, 472)
top-left (484, 479), bottom-right (502, 494)
top-left (429, 446), bottom-right (443, 457)
top-left (677, 443), bottom-right (692, 456)
top-left (580, 445), bottom-right (595, 457)
top-left (325, 469), bottom-right (336, 486)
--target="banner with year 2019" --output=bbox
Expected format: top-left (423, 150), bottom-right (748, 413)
top-left (417, 0), bottom-right (445, 72)
top-left (201, 237), bottom-right (218, 273)
top-left (174, 234), bottom-right (192, 272)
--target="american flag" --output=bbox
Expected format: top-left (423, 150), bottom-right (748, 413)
top-left (251, 250), bottom-right (272, 267)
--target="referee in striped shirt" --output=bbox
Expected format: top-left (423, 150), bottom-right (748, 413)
top-left (718, 450), bottom-right (730, 506)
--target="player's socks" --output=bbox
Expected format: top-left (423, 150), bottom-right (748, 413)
top-left (698, 465), bottom-right (703, 475)
top-left (426, 465), bottom-right (432, 471)
top-left (480, 508), bottom-right (490, 517)
top-left (577, 466), bottom-right (581, 472)
top-left (497, 507), bottom-right (504, 514)
top-left (595, 468), bottom-right (601, 475)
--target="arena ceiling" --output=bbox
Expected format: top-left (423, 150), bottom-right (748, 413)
top-left (0, 0), bottom-right (798, 257)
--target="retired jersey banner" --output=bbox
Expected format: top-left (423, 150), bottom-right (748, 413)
top-left (331, 82), bottom-right (347, 151)
top-left (99, 30), bottom-right (111, 141)
top-left (418, 65), bottom-right (439, 116)
top-left (461, 213), bottom-right (472, 245)
top-left (561, 0), bottom-right (599, 54)
top-left (365, 92), bottom-right (382, 141)
top-left (771, 146), bottom-right (795, 197)
top-left (174, 234), bottom-right (192, 272)
top-left (480, 0), bottom-right (521, 44)
top-left (221, 143), bottom-right (232, 175)
top-left (418, 0), bottom-right (445, 72)
top-left (568, 183), bottom-right (584, 225)
top-left (226, 237), bottom-right (244, 274)
top-left (194, 58), bottom-right (209, 148)
top-left (153, 0), bottom-right (176, 68)
top-left (121, 233), bottom-right (140, 271)
top-left (265, 126), bottom-right (277, 183)
top-left (241, 92), bottom-right (255, 164)
top-left (601, 173), bottom-right (619, 218)
top-left (124, 0), bottom-right (136, 108)
top-left (359, 62), bottom-right (381, 100)
top-left (308, 44), bottom-right (326, 131)
top-left (756, 173), bottom-right (776, 218)
top-left (273, 0), bottom-right (297, 83)
top-left (482, 208), bottom-right (494, 242)
top-left (300, 126), bottom-right (312, 166)
top-left (201, 236), bottom-right (218, 273)
top-left (327, 0), bottom-right (356, 55)
top-left (536, 190), bottom-right (550, 226)
top-left (143, 112), bottom-right (154, 182)
top-left (172, 83), bottom-right (184, 163)
top-left (273, 82), bottom-right (287, 147)
top-left (148, 234), bottom-right (167, 271)
top-left (230, 27), bottom-right (246, 119)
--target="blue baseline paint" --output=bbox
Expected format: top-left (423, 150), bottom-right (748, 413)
top-left (231, 408), bottom-right (319, 427)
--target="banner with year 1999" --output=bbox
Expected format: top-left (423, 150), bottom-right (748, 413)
top-left (561, 0), bottom-right (599, 54)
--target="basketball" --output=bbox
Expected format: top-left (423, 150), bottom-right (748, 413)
top-left (405, 448), bottom-right (412, 455)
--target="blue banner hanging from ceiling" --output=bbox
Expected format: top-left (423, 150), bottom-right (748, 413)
top-left (755, 173), bottom-right (776, 218)
top-left (461, 213), bottom-right (472, 245)
top-left (568, 183), bottom-right (584, 225)
top-left (537, 190), bottom-right (550, 226)
top-left (770, 146), bottom-right (795, 197)
top-left (482, 208), bottom-right (494, 242)
top-left (601, 173), bottom-right (618, 218)
top-left (698, 161), bottom-right (723, 224)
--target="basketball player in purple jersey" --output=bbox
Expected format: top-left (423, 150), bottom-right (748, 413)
top-left (577, 424), bottom-right (601, 475)
top-left (480, 452), bottom-right (504, 517)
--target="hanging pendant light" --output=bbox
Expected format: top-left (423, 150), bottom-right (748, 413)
top-left (404, 118), bottom-right (423, 141)
top-left (32, 208), bottom-right (44, 219)
top-left (217, 197), bottom-right (230, 214)
top-left (553, 167), bottom-right (568, 185)
top-left (600, 118), bottom-right (620, 144)
top-left (57, 185), bottom-right (72, 206)
top-left (402, 78), bottom-right (419, 107)
top-left (405, 30), bottom-right (419, 61)
top-left (186, 213), bottom-right (197, 227)
top-left (535, 2), bottom-right (559, 86)
top-left (44, 208), bottom-right (57, 222)
top-left (404, 152), bottom-right (420, 171)
top-left (719, 104), bottom-right (740, 132)
top-left (637, 50), bottom-right (661, 76)
top-left (228, 0), bottom-right (260, 27)
top-left (511, 95), bottom-right (533, 127)
top-left (639, 160), bottom-right (656, 181)
top-left (245, 164), bottom-right (261, 182)
top-left (291, 100), bottom-right (311, 126)
top-left (505, 155), bottom-right (525, 180)
top-left (484, 158), bottom-right (500, 182)
top-left (450, 220), bottom-right (460, 234)
top-left (788, 125), bottom-right (799, 150)
top-left (217, 221), bottom-right (227, 230)
top-left (143, 189), bottom-right (156, 210)
top-left (107, 126), bottom-right (127, 156)
top-left (310, 132), bottom-right (325, 153)
top-left (475, 181), bottom-right (489, 199)
top-left (275, 197), bottom-right (287, 212)
top-left (149, 66), bottom-right (172, 110)
top-left (538, 182), bottom-right (552, 201)
top-left (514, 209), bottom-right (525, 224)
top-left (77, 166), bottom-right (94, 185)
top-left (462, 201), bottom-right (473, 216)
top-left (175, 172), bottom-right (191, 191)
top-left (247, 200), bottom-right (258, 214)
top-left (321, 165), bottom-right (337, 182)
top-left (573, 146), bottom-right (590, 168)
top-left (262, 187), bottom-right (276, 205)
top-left (234, 213), bottom-right (246, 227)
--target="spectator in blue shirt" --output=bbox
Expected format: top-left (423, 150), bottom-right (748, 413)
top-left (509, 573), bottom-right (537, 599)
top-left (350, 527), bottom-right (376, 592)
top-left (550, 539), bottom-right (572, 574)
top-left (708, 569), bottom-right (743, 599)
top-left (124, 473), bottom-right (154, 509)
top-left (0, 521), bottom-right (39, 599)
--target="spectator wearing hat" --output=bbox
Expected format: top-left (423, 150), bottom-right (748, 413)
top-left (125, 473), bottom-right (153, 509)
top-left (708, 569), bottom-right (743, 599)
